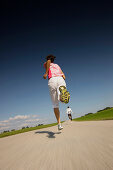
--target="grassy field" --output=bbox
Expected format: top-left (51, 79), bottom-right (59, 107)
top-left (73, 108), bottom-right (113, 121)
top-left (0, 122), bottom-right (58, 138)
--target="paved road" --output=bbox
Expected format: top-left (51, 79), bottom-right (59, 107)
top-left (0, 120), bottom-right (113, 170)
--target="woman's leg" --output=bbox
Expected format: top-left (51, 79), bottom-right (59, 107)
top-left (48, 77), bottom-right (63, 129)
top-left (54, 108), bottom-right (63, 130)
top-left (48, 78), bottom-right (60, 123)
top-left (54, 108), bottom-right (60, 124)
top-left (70, 114), bottom-right (72, 121)
top-left (68, 114), bottom-right (72, 120)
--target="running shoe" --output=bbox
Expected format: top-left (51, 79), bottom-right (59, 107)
top-left (59, 86), bottom-right (70, 104)
top-left (58, 124), bottom-right (63, 130)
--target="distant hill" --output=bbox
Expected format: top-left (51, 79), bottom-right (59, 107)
top-left (73, 107), bottom-right (113, 121)
top-left (97, 107), bottom-right (113, 112)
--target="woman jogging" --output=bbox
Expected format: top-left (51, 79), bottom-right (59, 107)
top-left (43, 54), bottom-right (70, 130)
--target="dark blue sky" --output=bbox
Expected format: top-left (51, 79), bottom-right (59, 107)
top-left (0, 0), bottom-right (113, 131)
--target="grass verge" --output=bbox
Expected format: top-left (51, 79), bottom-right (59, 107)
top-left (73, 108), bottom-right (113, 121)
top-left (0, 122), bottom-right (59, 138)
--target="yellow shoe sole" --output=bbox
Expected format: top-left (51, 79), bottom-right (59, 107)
top-left (59, 86), bottom-right (70, 104)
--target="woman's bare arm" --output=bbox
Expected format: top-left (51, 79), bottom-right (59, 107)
top-left (61, 70), bottom-right (66, 80)
top-left (43, 60), bottom-right (51, 79)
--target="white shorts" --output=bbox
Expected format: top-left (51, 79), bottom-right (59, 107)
top-left (48, 76), bottom-right (66, 108)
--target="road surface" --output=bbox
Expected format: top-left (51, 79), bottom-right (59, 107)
top-left (0, 120), bottom-right (113, 170)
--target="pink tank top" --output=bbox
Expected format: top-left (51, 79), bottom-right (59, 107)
top-left (44, 63), bottom-right (63, 79)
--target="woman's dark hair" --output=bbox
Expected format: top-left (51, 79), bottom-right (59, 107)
top-left (46, 54), bottom-right (56, 63)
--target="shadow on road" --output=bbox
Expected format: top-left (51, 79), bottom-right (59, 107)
top-left (35, 131), bottom-right (61, 138)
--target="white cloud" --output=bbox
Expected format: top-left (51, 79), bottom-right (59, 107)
top-left (0, 114), bottom-right (42, 133)
top-left (0, 126), bottom-right (10, 131)
top-left (32, 115), bottom-right (39, 118)
top-left (18, 123), bottom-right (29, 128)
top-left (9, 115), bottom-right (30, 121)
top-left (0, 123), bottom-right (7, 127)
top-left (25, 118), bottom-right (39, 122)
top-left (0, 120), bottom-right (9, 123)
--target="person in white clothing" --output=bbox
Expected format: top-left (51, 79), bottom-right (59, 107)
top-left (66, 106), bottom-right (73, 121)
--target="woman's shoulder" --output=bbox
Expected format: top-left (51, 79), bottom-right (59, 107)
top-left (52, 63), bottom-right (60, 67)
top-left (50, 63), bottom-right (58, 66)
top-left (50, 63), bottom-right (61, 70)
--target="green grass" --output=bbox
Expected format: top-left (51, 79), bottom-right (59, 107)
top-left (73, 108), bottom-right (113, 121)
top-left (0, 122), bottom-right (59, 138)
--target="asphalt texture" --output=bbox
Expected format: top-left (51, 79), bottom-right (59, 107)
top-left (0, 120), bottom-right (113, 170)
